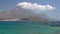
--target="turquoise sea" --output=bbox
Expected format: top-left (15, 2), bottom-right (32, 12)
top-left (0, 21), bottom-right (60, 34)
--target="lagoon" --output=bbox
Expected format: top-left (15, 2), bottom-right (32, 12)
top-left (0, 21), bottom-right (60, 34)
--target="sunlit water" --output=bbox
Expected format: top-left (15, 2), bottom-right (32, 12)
top-left (0, 21), bottom-right (60, 34)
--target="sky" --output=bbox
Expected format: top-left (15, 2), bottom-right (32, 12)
top-left (0, 0), bottom-right (60, 21)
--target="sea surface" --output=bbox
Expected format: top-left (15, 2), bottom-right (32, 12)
top-left (0, 21), bottom-right (60, 34)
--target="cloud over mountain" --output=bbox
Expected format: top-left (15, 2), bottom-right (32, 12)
top-left (17, 2), bottom-right (55, 11)
top-left (0, 2), bottom-right (55, 21)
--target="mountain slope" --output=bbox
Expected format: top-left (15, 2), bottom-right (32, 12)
top-left (0, 6), bottom-right (53, 22)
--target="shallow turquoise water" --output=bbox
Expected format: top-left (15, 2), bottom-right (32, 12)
top-left (0, 21), bottom-right (60, 34)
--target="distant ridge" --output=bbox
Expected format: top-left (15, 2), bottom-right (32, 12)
top-left (0, 6), bottom-right (54, 22)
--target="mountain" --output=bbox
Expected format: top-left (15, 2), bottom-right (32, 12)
top-left (0, 6), bottom-right (54, 22)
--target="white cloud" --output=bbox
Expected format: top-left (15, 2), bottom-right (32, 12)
top-left (17, 2), bottom-right (55, 11)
